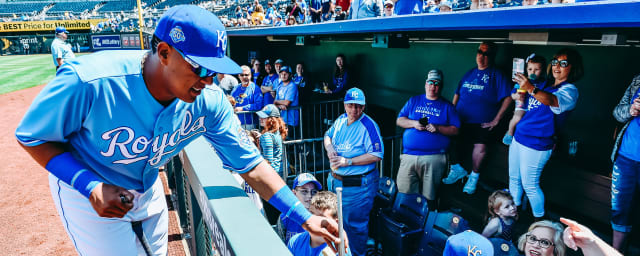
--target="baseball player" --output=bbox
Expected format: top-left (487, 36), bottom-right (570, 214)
top-left (50, 26), bottom-right (75, 70)
top-left (16, 5), bottom-right (341, 256)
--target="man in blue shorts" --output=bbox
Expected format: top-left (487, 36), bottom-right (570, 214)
top-left (442, 42), bottom-right (512, 194)
top-left (16, 5), bottom-right (341, 255)
top-left (324, 87), bottom-right (383, 256)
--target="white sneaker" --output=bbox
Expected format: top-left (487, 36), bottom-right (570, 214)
top-left (463, 174), bottom-right (479, 194)
top-left (442, 165), bottom-right (467, 185)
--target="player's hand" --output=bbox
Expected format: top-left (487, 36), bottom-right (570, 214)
top-left (481, 119), bottom-right (499, 131)
top-left (89, 183), bottom-right (134, 218)
top-left (425, 124), bottom-right (437, 133)
top-left (560, 217), bottom-right (596, 251)
top-left (302, 215), bottom-right (349, 254)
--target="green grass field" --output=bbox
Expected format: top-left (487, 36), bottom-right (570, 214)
top-left (0, 53), bottom-right (88, 95)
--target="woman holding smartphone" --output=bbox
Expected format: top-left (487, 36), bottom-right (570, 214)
top-left (508, 48), bottom-right (583, 221)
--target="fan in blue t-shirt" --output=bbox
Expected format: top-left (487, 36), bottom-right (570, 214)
top-left (396, 69), bottom-right (460, 208)
top-left (443, 42), bottom-right (513, 195)
top-left (502, 53), bottom-right (547, 146)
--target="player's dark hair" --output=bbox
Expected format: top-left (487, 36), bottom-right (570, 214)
top-left (151, 35), bottom-right (162, 54)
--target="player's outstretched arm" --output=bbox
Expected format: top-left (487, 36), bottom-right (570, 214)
top-left (19, 141), bottom-right (134, 218)
top-left (241, 161), bottom-right (342, 249)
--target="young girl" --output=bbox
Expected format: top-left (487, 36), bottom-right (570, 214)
top-left (503, 53), bottom-right (547, 145)
top-left (482, 190), bottom-right (518, 241)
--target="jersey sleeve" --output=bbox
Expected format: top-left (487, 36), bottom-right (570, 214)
top-left (550, 84), bottom-right (579, 114)
top-left (15, 66), bottom-right (94, 147)
top-left (397, 97), bottom-right (414, 118)
top-left (361, 117), bottom-right (384, 159)
top-left (245, 84), bottom-right (264, 111)
top-left (284, 83), bottom-right (298, 102)
top-left (202, 92), bottom-right (264, 174)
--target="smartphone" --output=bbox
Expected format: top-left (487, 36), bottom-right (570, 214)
top-left (512, 58), bottom-right (525, 79)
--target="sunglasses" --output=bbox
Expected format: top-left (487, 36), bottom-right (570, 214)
top-left (427, 80), bottom-right (441, 86)
top-left (551, 59), bottom-right (570, 68)
top-left (526, 234), bottom-right (554, 249)
top-left (477, 49), bottom-right (491, 57)
top-left (239, 73), bottom-right (251, 77)
top-left (175, 48), bottom-right (216, 78)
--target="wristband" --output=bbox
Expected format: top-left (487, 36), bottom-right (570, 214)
top-left (46, 152), bottom-right (104, 198)
top-left (268, 186), bottom-right (312, 225)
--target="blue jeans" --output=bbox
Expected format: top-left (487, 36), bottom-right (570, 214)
top-left (611, 154), bottom-right (640, 233)
top-left (508, 138), bottom-right (552, 218)
top-left (328, 169), bottom-right (379, 256)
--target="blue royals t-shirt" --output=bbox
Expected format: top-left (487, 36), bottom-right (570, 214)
top-left (514, 81), bottom-right (578, 151)
top-left (325, 113), bottom-right (384, 176)
top-left (619, 89), bottom-right (640, 161)
top-left (455, 67), bottom-right (512, 124)
top-left (398, 95), bottom-right (460, 155)
top-left (231, 82), bottom-right (263, 125)
top-left (280, 213), bottom-right (305, 244)
top-left (275, 80), bottom-right (299, 126)
top-left (261, 73), bottom-right (279, 105)
top-left (287, 232), bottom-right (352, 256)
top-left (394, 0), bottom-right (423, 15)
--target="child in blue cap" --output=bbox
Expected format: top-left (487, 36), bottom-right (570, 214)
top-left (276, 173), bottom-right (323, 243)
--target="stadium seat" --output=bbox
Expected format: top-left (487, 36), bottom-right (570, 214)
top-left (416, 211), bottom-right (470, 256)
top-left (489, 238), bottom-right (519, 256)
top-left (379, 192), bottom-right (429, 256)
top-left (369, 177), bottom-right (398, 242)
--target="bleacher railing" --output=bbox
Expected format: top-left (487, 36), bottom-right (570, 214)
top-left (165, 137), bottom-right (291, 256)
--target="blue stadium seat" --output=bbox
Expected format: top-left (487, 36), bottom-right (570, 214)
top-left (416, 211), bottom-right (470, 255)
top-left (379, 192), bottom-right (429, 256)
top-left (369, 177), bottom-right (398, 241)
top-left (489, 238), bottom-right (519, 256)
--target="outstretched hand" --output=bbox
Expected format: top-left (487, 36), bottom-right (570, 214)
top-left (561, 217), bottom-right (596, 251)
top-left (89, 183), bottom-right (134, 218)
top-left (302, 215), bottom-right (349, 254)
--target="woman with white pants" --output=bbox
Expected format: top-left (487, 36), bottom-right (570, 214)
top-left (509, 48), bottom-right (583, 220)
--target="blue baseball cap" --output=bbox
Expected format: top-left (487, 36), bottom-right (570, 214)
top-left (279, 66), bottom-right (291, 73)
top-left (154, 5), bottom-right (241, 74)
top-left (443, 230), bottom-right (494, 256)
top-left (55, 26), bottom-right (68, 34)
top-left (293, 173), bottom-right (322, 190)
top-left (256, 104), bottom-right (280, 118)
top-left (344, 87), bottom-right (366, 105)
top-left (489, 238), bottom-right (519, 256)
top-left (264, 59), bottom-right (271, 65)
top-left (275, 59), bottom-right (284, 64)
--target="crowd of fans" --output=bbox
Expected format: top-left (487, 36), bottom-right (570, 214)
top-left (219, 0), bottom-right (604, 27)
top-left (213, 40), bottom-right (635, 255)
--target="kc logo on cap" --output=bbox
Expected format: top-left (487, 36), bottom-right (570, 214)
top-left (169, 26), bottom-right (185, 44)
top-left (216, 30), bottom-right (227, 50)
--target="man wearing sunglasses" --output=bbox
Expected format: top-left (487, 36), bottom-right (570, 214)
top-left (442, 42), bottom-right (513, 194)
top-left (16, 5), bottom-right (342, 255)
top-left (396, 69), bottom-right (460, 209)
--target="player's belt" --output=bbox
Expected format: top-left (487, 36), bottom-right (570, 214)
top-left (331, 168), bottom-right (376, 187)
